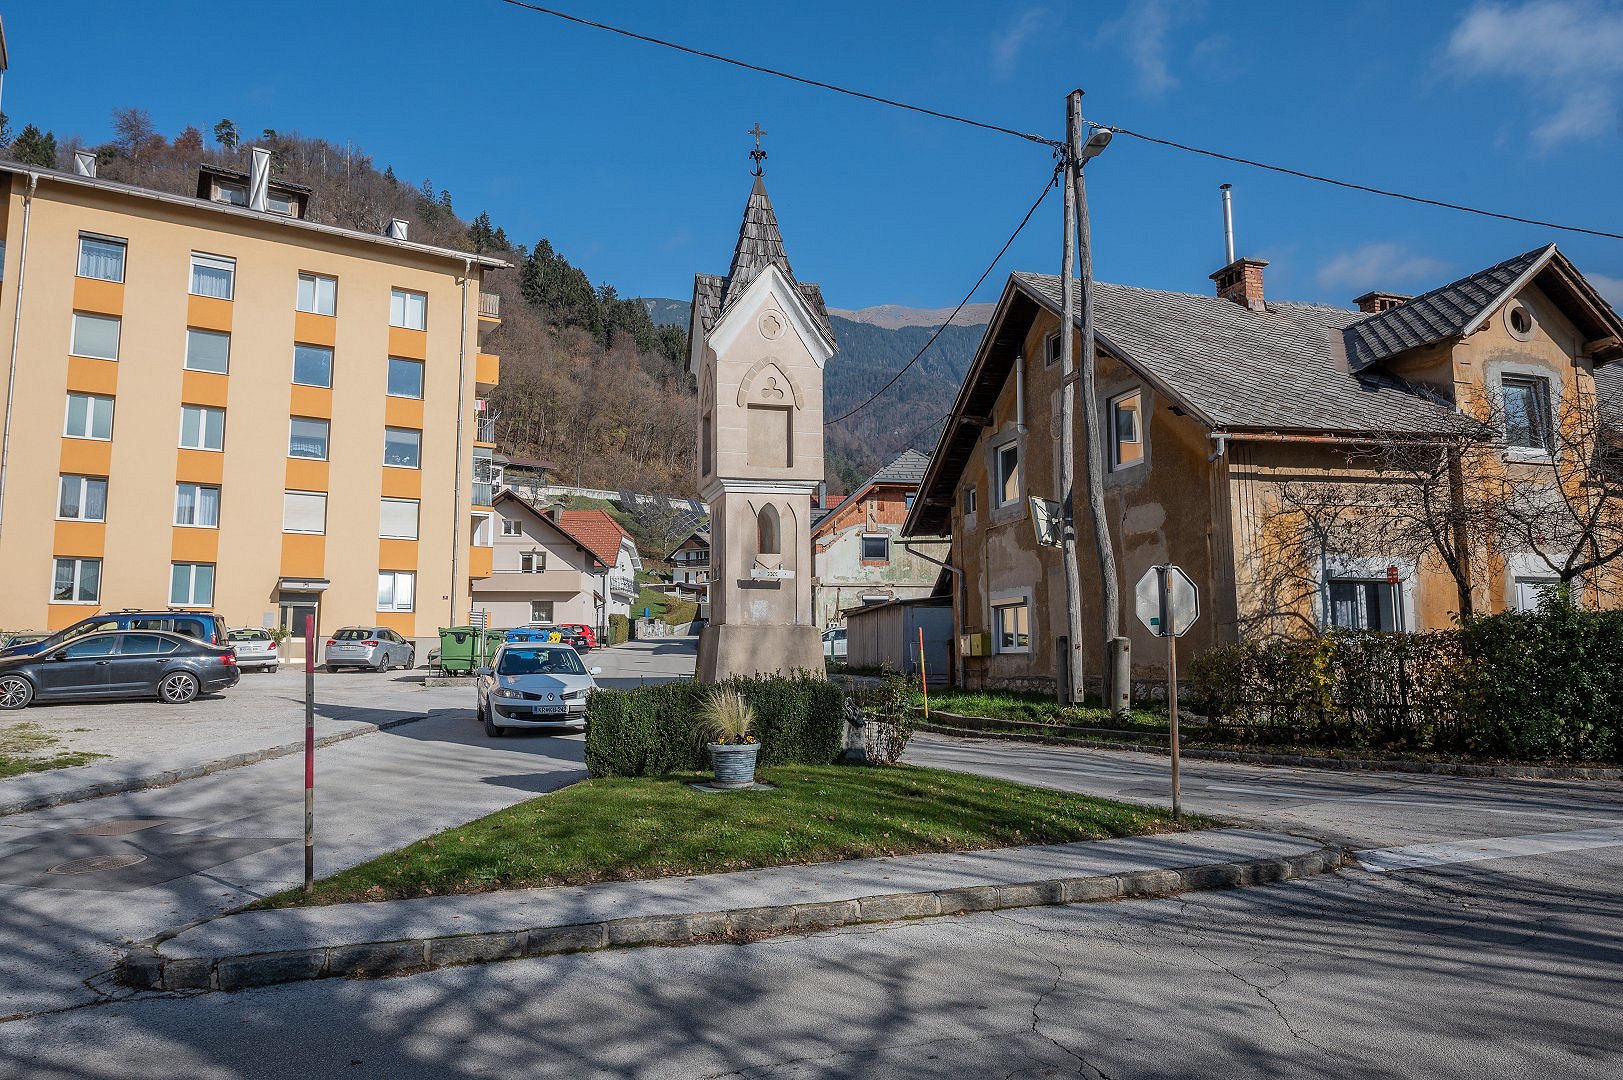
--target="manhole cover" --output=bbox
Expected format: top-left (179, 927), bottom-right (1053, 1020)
top-left (46, 853), bottom-right (148, 875)
top-left (74, 819), bottom-right (169, 837)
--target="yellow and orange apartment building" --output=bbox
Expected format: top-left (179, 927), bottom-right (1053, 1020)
top-left (0, 158), bottom-right (507, 648)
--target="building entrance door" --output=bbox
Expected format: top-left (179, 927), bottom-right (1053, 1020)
top-left (278, 595), bottom-right (320, 639)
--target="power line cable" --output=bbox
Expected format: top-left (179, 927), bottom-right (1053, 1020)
top-left (1098, 122), bottom-right (1623, 242)
top-left (825, 167), bottom-right (1060, 427)
top-left (494, 0), bottom-right (1060, 149)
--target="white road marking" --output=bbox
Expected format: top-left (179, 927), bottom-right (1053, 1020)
top-left (1358, 826), bottom-right (1623, 872)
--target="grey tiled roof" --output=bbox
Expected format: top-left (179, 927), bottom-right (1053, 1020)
top-left (871, 448), bottom-right (930, 484)
top-left (1014, 273), bottom-right (1464, 435)
top-left (690, 177), bottom-right (835, 349)
top-left (1344, 245), bottom-right (1553, 371)
top-left (1597, 363), bottom-right (1622, 401)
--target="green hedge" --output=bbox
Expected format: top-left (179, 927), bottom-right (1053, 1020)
top-left (608, 614), bottom-right (630, 646)
top-left (585, 674), bottom-right (845, 777)
top-left (1190, 596), bottom-right (1622, 761)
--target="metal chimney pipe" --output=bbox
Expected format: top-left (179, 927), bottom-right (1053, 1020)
top-left (249, 147), bottom-right (271, 212)
top-left (73, 150), bottom-right (97, 178)
top-left (1220, 184), bottom-right (1235, 265)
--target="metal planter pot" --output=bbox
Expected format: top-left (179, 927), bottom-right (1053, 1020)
top-left (707, 741), bottom-right (761, 788)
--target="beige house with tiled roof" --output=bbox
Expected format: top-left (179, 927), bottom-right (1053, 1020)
top-left (905, 245), bottom-right (1623, 693)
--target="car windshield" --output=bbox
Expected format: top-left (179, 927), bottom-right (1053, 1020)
top-left (333, 629), bottom-right (373, 641)
top-left (496, 647), bottom-right (586, 677)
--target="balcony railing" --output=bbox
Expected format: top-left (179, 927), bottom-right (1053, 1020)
top-left (478, 292), bottom-right (501, 319)
top-left (475, 417), bottom-right (496, 443)
top-left (472, 481), bottom-right (494, 507)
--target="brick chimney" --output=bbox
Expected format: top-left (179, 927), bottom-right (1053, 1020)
top-left (1211, 257), bottom-right (1269, 312)
top-left (1353, 291), bottom-right (1410, 314)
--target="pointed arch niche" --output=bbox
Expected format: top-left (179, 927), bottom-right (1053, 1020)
top-left (740, 358), bottom-right (799, 469)
top-left (699, 366), bottom-right (716, 477)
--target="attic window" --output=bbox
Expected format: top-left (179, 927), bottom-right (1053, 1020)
top-left (212, 180), bottom-right (248, 207)
top-left (1505, 301), bottom-right (1536, 341)
top-left (1044, 331), bottom-right (1061, 367)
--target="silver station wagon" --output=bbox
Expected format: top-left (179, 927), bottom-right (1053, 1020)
top-left (322, 627), bottom-right (415, 672)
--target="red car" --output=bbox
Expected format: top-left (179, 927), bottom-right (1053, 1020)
top-left (559, 623), bottom-right (597, 649)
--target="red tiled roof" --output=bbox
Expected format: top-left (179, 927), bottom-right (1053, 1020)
top-left (558, 510), bottom-right (632, 565)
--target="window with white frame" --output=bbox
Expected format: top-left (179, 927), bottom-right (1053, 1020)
top-left (288, 416), bottom-right (329, 460)
top-left (58, 475), bottom-right (108, 521)
top-left (861, 534), bottom-right (890, 561)
top-left (170, 563), bottom-right (216, 607)
top-left (64, 393), bottom-right (114, 440)
top-left (502, 517), bottom-right (523, 537)
top-left (1502, 375), bottom-right (1554, 453)
top-left (384, 427), bottom-right (421, 468)
top-left (52, 557), bottom-right (101, 603)
top-left (297, 272), bottom-right (337, 316)
top-left (189, 253), bottom-right (235, 300)
top-left (389, 288), bottom-right (427, 330)
top-left (180, 404), bottom-right (226, 451)
top-left (520, 549), bottom-right (547, 573)
top-left (1111, 389), bottom-right (1144, 470)
top-left (293, 343), bottom-right (333, 387)
top-left (174, 483), bottom-right (221, 528)
top-left (380, 498), bottom-right (420, 540)
top-left (185, 328), bottom-right (231, 374)
top-left (530, 600), bottom-right (554, 623)
top-left (70, 312), bottom-right (120, 360)
top-left (387, 357), bottom-right (424, 399)
top-left (1514, 577), bottom-right (1561, 612)
top-left (77, 235), bottom-right (126, 282)
top-left (995, 441), bottom-right (1021, 507)
top-left (1043, 330), bottom-right (1061, 366)
top-left (1326, 577), bottom-right (1405, 632)
top-left (377, 570), bottom-right (415, 612)
top-left (963, 484), bottom-right (977, 516)
top-left (282, 491), bottom-right (327, 534)
top-left (993, 599), bottom-right (1031, 653)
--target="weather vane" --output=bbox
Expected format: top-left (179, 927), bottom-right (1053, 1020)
top-left (748, 123), bottom-right (768, 176)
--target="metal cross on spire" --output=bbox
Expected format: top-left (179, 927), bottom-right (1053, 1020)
top-left (747, 123), bottom-right (768, 176)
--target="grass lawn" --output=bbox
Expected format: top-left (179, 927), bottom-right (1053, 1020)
top-left (632, 587), bottom-right (697, 626)
top-left (261, 764), bottom-right (1210, 908)
top-left (0, 722), bottom-right (106, 779)
top-left (927, 688), bottom-right (1172, 734)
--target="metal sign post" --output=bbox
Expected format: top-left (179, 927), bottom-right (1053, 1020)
top-left (303, 613), bottom-right (315, 892)
top-left (1135, 565), bottom-right (1199, 822)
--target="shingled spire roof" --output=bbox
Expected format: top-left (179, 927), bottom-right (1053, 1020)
top-left (688, 175), bottom-right (836, 360)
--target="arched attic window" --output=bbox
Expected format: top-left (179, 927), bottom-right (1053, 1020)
top-left (757, 504), bottom-right (781, 556)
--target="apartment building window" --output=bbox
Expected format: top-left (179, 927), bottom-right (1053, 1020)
top-left (1327, 578), bottom-right (1404, 632)
top-left (390, 288), bottom-right (427, 331)
top-left (1502, 375), bottom-right (1554, 453)
top-left (530, 601), bottom-right (554, 623)
top-left (185, 328), bottom-right (231, 374)
top-left (380, 497), bottom-right (420, 540)
top-left (1111, 389), bottom-right (1144, 470)
top-left (77, 235), bottom-right (126, 282)
top-left (170, 563), bottom-right (216, 607)
top-left (1514, 577), bottom-right (1560, 612)
top-left (289, 417), bottom-right (329, 460)
top-left (520, 550), bottom-right (547, 573)
top-left (190, 253), bottom-right (235, 300)
top-left (993, 599), bottom-right (1031, 654)
top-left (377, 570), bottom-right (415, 612)
top-left (65, 393), bottom-right (115, 440)
top-left (293, 344), bottom-right (333, 388)
top-left (58, 475), bottom-right (108, 521)
top-left (861, 534), bottom-right (891, 562)
top-left (501, 518), bottom-right (524, 537)
top-left (296, 272), bottom-right (338, 316)
top-left (52, 557), bottom-right (101, 603)
top-left (174, 483), bottom-right (222, 528)
top-left (282, 491), bottom-right (327, 534)
top-left (384, 427), bottom-right (421, 469)
top-left (995, 441), bottom-right (1021, 507)
top-left (180, 405), bottom-right (226, 451)
top-left (70, 312), bottom-right (121, 361)
top-left (387, 357), bottom-right (424, 399)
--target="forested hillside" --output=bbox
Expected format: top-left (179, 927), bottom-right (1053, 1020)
top-left (1, 108), bottom-right (983, 495)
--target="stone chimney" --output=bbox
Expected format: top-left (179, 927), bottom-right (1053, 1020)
top-left (1211, 257), bottom-right (1269, 313)
top-left (1353, 291), bottom-right (1410, 314)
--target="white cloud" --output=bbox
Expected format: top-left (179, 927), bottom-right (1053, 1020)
top-left (1589, 272), bottom-right (1623, 309)
top-left (1446, 1), bottom-right (1623, 148)
top-left (992, 8), bottom-right (1047, 79)
top-left (1317, 243), bottom-right (1450, 294)
top-left (1100, 0), bottom-right (1184, 96)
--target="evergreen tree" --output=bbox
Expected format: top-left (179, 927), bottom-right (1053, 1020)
top-left (213, 118), bottom-right (238, 152)
top-left (469, 211), bottom-right (495, 253)
top-left (9, 125), bottom-right (57, 168)
top-left (383, 165), bottom-right (397, 185)
top-left (438, 189), bottom-right (454, 215)
top-left (0, 112), bottom-right (11, 147)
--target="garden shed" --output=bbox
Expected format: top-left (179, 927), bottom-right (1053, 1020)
top-left (845, 596), bottom-right (954, 685)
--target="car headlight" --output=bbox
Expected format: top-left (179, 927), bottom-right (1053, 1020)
top-left (496, 687), bottom-right (524, 699)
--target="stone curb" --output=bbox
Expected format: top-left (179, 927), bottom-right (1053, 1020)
top-left (0, 714), bottom-right (428, 817)
top-left (117, 844), bottom-right (1342, 994)
top-left (918, 722), bottom-right (1623, 781)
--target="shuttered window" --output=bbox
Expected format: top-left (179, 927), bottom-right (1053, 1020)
top-left (380, 498), bottom-right (419, 540)
top-left (283, 491), bottom-right (327, 534)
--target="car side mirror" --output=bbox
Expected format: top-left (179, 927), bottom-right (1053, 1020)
top-left (475, 666), bottom-right (493, 677)
top-left (589, 666), bottom-right (603, 676)
top-left (52, 652), bottom-right (68, 661)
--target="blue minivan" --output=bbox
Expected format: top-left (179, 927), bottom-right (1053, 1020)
top-left (0, 610), bottom-right (229, 660)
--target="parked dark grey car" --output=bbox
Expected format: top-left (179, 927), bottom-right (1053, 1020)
top-left (0, 630), bottom-right (240, 709)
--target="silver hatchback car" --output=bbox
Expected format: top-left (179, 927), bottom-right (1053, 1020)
top-left (323, 627), bottom-right (415, 672)
top-left (227, 628), bottom-right (280, 672)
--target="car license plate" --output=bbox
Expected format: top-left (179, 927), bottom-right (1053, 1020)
top-left (532, 704), bottom-right (566, 715)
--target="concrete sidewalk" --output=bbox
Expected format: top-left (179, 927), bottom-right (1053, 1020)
top-left (124, 827), bottom-right (1339, 992)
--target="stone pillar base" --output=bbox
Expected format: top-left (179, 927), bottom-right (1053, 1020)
top-left (697, 623), bottom-right (826, 683)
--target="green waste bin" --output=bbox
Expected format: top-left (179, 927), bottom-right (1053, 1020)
top-left (482, 629), bottom-right (507, 667)
top-left (437, 626), bottom-right (480, 676)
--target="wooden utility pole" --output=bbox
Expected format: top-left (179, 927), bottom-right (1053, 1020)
top-left (1068, 91), bottom-right (1128, 719)
top-left (1057, 92), bottom-right (1087, 706)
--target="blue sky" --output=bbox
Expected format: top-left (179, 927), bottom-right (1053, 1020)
top-left (5, 1), bottom-right (1622, 311)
